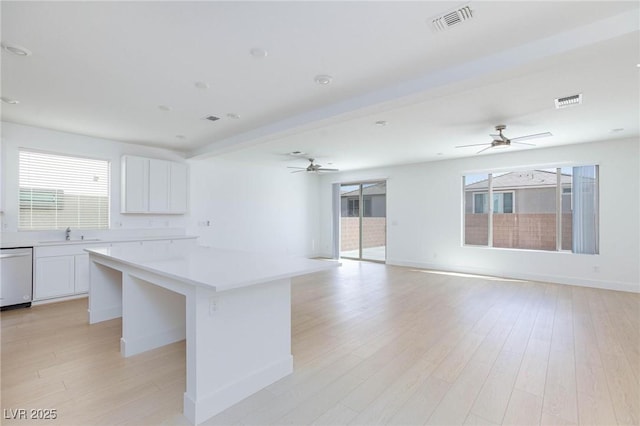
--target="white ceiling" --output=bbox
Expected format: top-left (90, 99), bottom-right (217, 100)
top-left (2, 1), bottom-right (638, 171)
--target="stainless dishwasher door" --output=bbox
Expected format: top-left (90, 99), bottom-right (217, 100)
top-left (0, 247), bottom-right (33, 309)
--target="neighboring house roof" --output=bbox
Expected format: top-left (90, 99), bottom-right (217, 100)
top-left (341, 181), bottom-right (386, 197)
top-left (465, 170), bottom-right (572, 190)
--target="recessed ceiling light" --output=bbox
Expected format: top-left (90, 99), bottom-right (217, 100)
top-left (250, 48), bottom-right (268, 58)
top-left (176, 135), bottom-right (186, 140)
top-left (436, 152), bottom-right (444, 156)
top-left (1, 42), bottom-right (32, 56)
top-left (158, 105), bottom-right (172, 111)
top-left (194, 81), bottom-right (210, 90)
top-left (611, 128), bottom-right (625, 133)
top-left (226, 113), bottom-right (240, 119)
top-left (314, 74), bottom-right (333, 85)
top-left (375, 120), bottom-right (387, 127)
top-left (1, 97), bottom-right (19, 105)
top-left (289, 151), bottom-right (307, 156)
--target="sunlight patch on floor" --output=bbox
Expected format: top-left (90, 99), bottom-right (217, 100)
top-left (410, 268), bottom-right (529, 283)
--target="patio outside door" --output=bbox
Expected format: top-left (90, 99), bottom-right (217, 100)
top-left (339, 181), bottom-right (386, 262)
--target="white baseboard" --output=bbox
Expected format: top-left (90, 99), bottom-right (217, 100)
top-left (120, 326), bottom-right (186, 357)
top-left (386, 258), bottom-right (639, 293)
top-left (32, 293), bottom-right (87, 305)
top-left (183, 355), bottom-right (293, 424)
top-left (88, 305), bottom-right (122, 324)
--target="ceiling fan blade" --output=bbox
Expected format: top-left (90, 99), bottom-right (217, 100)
top-left (477, 145), bottom-right (494, 154)
top-left (511, 141), bottom-right (536, 146)
top-left (510, 132), bottom-right (552, 142)
top-left (290, 169), bottom-right (306, 173)
top-left (318, 168), bottom-right (339, 172)
top-left (456, 143), bottom-right (491, 148)
top-left (287, 166), bottom-right (306, 169)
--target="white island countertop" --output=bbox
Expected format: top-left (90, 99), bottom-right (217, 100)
top-left (86, 245), bottom-right (337, 292)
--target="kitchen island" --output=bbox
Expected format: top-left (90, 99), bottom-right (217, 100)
top-left (86, 244), bottom-right (337, 425)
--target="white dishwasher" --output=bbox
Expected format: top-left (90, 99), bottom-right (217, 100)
top-left (0, 247), bottom-right (33, 310)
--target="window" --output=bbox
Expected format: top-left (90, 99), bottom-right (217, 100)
top-left (463, 166), bottom-right (598, 254)
top-left (19, 150), bottom-right (110, 230)
top-left (472, 192), bottom-right (513, 214)
top-left (347, 198), bottom-right (359, 217)
top-left (363, 196), bottom-right (373, 217)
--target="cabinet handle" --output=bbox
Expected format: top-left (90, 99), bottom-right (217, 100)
top-left (0, 253), bottom-right (31, 259)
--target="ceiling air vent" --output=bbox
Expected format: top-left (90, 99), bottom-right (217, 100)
top-left (203, 115), bottom-right (220, 122)
top-left (431, 5), bottom-right (473, 32)
top-left (555, 94), bottom-right (582, 109)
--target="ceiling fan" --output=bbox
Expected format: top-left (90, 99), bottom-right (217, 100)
top-left (288, 158), bottom-right (339, 173)
top-left (456, 124), bottom-right (552, 153)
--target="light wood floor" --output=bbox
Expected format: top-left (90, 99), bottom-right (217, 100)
top-left (1, 260), bottom-right (639, 425)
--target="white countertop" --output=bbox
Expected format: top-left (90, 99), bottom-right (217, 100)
top-left (0, 234), bottom-right (197, 249)
top-left (86, 245), bottom-right (338, 292)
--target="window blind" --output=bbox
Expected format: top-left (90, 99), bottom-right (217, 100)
top-left (19, 150), bottom-right (110, 230)
top-left (572, 165), bottom-right (599, 254)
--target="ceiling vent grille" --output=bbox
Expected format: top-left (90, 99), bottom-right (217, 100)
top-left (554, 94), bottom-right (583, 109)
top-left (432, 5), bottom-right (473, 32)
top-left (203, 115), bottom-right (220, 122)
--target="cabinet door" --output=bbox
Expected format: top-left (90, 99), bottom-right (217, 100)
top-left (35, 256), bottom-right (75, 300)
top-left (149, 159), bottom-right (170, 212)
top-left (122, 156), bottom-right (149, 213)
top-left (74, 254), bottom-right (90, 293)
top-left (169, 162), bottom-right (188, 213)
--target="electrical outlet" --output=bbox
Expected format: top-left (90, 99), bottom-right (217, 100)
top-left (209, 297), bottom-right (218, 315)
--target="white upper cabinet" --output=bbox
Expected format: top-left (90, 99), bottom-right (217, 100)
top-left (121, 155), bottom-right (188, 214)
top-left (149, 159), bottom-right (170, 212)
top-left (122, 155), bottom-right (149, 213)
top-left (169, 162), bottom-right (188, 213)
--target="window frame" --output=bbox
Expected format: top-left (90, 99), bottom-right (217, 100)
top-left (462, 164), bottom-right (599, 254)
top-left (18, 149), bottom-right (112, 231)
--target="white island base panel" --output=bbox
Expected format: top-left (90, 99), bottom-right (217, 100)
top-left (87, 248), bottom-right (323, 425)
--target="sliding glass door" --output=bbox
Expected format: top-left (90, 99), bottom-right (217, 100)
top-left (339, 181), bottom-right (386, 262)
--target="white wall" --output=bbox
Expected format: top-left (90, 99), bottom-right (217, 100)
top-left (1, 122), bottom-right (188, 239)
top-left (319, 138), bottom-right (640, 293)
top-left (187, 157), bottom-right (320, 257)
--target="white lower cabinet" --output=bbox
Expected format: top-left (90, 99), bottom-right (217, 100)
top-left (35, 255), bottom-right (75, 300)
top-left (34, 237), bottom-right (197, 302)
top-left (34, 243), bottom-right (105, 301)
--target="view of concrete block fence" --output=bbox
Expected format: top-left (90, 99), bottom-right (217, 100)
top-left (340, 217), bottom-right (386, 251)
top-left (465, 213), bottom-right (573, 251)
